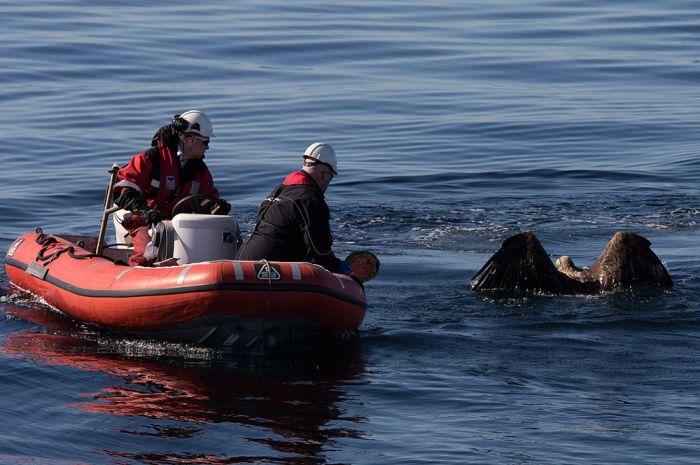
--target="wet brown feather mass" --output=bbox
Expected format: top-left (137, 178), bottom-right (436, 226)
top-left (471, 231), bottom-right (672, 295)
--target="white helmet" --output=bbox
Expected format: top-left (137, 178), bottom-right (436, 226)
top-left (303, 142), bottom-right (337, 175)
top-left (177, 110), bottom-right (215, 138)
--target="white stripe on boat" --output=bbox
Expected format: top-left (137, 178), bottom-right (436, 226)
top-left (177, 265), bottom-right (193, 284)
top-left (115, 268), bottom-right (133, 280)
top-left (233, 262), bottom-right (244, 280)
top-left (222, 333), bottom-right (240, 346)
top-left (197, 326), bottom-right (218, 344)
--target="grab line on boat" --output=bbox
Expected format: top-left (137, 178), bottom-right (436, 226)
top-left (4, 257), bottom-right (368, 308)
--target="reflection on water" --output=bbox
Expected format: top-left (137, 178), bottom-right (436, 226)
top-left (1, 304), bottom-right (367, 465)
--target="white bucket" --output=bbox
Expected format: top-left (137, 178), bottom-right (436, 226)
top-left (113, 208), bottom-right (132, 245)
top-left (170, 213), bottom-right (240, 264)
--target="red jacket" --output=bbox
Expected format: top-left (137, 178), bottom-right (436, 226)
top-left (114, 139), bottom-right (219, 218)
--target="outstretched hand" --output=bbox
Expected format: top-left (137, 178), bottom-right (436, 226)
top-left (345, 251), bottom-right (381, 283)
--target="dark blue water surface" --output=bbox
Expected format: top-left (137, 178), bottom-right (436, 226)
top-left (2, 1), bottom-right (700, 463)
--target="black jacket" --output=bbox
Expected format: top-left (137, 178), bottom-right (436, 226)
top-left (237, 171), bottom-right (342, 272)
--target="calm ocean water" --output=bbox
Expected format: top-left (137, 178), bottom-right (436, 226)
top-left (2, 1), bottom-right (700, 463)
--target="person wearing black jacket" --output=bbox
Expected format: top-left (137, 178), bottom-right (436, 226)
top-left (237, 142), bottom-right (351, 275)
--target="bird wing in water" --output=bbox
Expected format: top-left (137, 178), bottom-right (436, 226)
top-left (587, 231), bottom-right (672, 290)
top-left (471, 231), bottom-right (591, 295)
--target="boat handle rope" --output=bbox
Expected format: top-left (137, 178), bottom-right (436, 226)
top-left (250, 258), bottom-right (273, 347)
top-left (34, 228), bottom-right (128, 267)
top-left (262, 258), bottom-right (273, 312)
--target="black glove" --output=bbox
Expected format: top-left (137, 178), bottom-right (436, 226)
top-left (337, 260), bottom-right (353, 276)
top-left (115, 188), bottom-right (149, 213)
top-left (215, 199), bottom-right (231, 215)
top-left (140, 209), bottom-right (163, 226)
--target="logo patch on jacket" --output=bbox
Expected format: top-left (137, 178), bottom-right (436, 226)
top-left (166, 176), bottom-right (176, 190)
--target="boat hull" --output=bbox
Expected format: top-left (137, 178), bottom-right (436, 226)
top-left (4, 232), bottom-right (367, 348)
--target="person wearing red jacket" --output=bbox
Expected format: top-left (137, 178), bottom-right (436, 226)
top-left (113, 110), bottom-right (230, 266)
top-left (237, 142), bottom-right (351, 275)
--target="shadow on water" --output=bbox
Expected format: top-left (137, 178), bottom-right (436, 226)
top-left (0, 301), bottom-right (368, 465)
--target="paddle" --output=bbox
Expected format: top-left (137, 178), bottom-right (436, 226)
top-left (345, 251), bottom-right (380, 283)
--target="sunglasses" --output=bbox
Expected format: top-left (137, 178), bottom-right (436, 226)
top-left (187, 134), bottom-right (210, 147)
top-left (304, 159), bottom-right (336, 177)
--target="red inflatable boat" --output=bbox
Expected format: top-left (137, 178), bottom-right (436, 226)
top-left (4, 229), bottom-right (368, 348)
